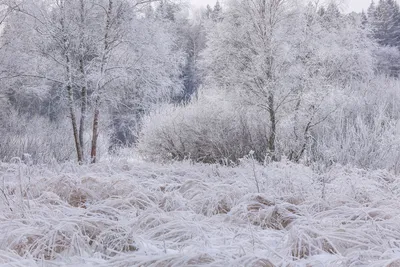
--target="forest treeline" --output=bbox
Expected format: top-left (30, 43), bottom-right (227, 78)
top-left (1, 0), bottom-right (400, 172)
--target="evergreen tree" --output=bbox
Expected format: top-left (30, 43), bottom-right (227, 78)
top-left (319, 3), bottom-right (342, 29)
top-left (386, 0), bottom-right (400, 47)
top-left (211, 1), bottom-right (223, 22)
top-left (156, 0), bottom-right (180, 21)
top-left (317, 6), bottom-right (325, 17)
top-left (361, 10), bottom-right (368, 28)
top-left (369, 0), bottom-right (400, 47)
top-left (205, 5), bottom-right (213, 20)
top-left (367, 0), bottom-right (376, 19)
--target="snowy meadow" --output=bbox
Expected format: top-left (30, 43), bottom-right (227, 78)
top-left (1, 157), bottom-right (400, 266)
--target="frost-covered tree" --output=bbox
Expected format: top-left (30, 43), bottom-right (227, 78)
top-left (202, 0), bottom-right (299, 160)
top-left (368, 0), bottom-right (400, 47)
top-left (365, 0), bottom-right (400, 76)
top-left (108, 15), bottom-right (185, 148)
top-left (201, 0), bottom-right (374, 162)
top-left (211, 1), bottom-right (223, 22)
top-left (0, 0), bottom-right (185, 163)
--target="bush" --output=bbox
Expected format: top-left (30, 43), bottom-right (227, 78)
top-left (138, 94), bottom-right (269, 164)
top-left (0, 111), bottom-right (74, 163)
top-left (312, 76), bottom-right (400, 172)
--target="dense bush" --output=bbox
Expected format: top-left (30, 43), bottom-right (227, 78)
top-left (138, 94), bottom-right (270, 164)
top-left (313, 76), bottom-right (400, 172)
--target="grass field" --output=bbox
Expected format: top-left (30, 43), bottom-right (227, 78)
top-left (1, 157), bottom-right (400, 267)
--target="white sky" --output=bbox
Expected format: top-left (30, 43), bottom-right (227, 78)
top-left (190, 0), bottom-right (376, 13)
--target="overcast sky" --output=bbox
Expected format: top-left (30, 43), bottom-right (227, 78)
top-left (190, 0), bottom-right (373, 13)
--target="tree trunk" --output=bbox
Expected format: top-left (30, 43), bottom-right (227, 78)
top-left (67, 83), bottom-right (83, 163)
top-left (78, 0), bottom-right (87, 161)
top-left (268, 94), bottom-right (276, 161)
top-left (66, 54), bottom-right (83, 163)
top-left (79, 82), bottom-right (87, 160)
top-left (90, 0), bottom-right (113, 164)
top-left (61, 0), bottom-right (83, 164)
top-left (66, 53), bottom-right (83, 163)
top-left (90, 99), bottom-right (100, 163)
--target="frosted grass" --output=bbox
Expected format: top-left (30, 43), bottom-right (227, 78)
top-left (1, 158), bottom-right (400, 266)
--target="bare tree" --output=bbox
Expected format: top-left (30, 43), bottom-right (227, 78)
top-left (202, 0), bottom-right (374, 162)
top-left (2, 0), bottom-right (180, 164)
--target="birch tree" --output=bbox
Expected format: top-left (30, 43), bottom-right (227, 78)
top-left (1, 0), bottom-right (184, 163)
top-left (202, 0), bottom-right (374, 162)
top-left (89, 0), bottom-right (184, 162)
top-left (202, 0), bottom-right (303, 160)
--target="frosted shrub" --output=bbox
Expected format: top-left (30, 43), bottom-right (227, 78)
top-left (0, 112), bottom-right (74, 163)
top-left (138, 95), bottom-right (269, 164)
top-left (312, 76), bottom-right (400, 172)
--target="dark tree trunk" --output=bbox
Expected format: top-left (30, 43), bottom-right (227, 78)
top-left (90, 99), bottom-right (100, 163)
top-left (268, 94), bottom-right (276, 161)
top-left (67, 83), bottom-right (83, 163)
top-left (78, 0), bottom-right (87, 161)
top-left (78, 62), bottom-right (87, 160)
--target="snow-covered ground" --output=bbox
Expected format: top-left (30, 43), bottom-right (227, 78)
top-left (1, 157), bottom-right (400, 267)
